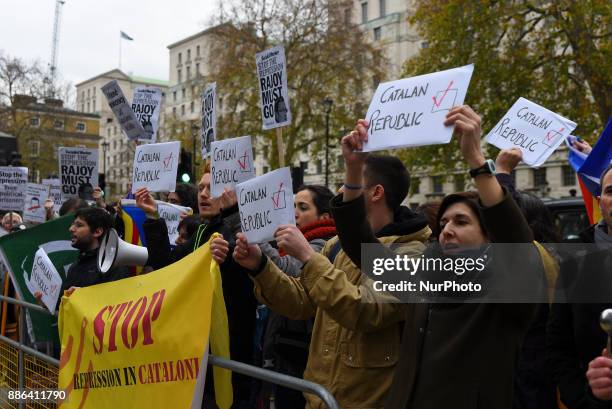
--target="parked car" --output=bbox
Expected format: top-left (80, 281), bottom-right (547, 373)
top-left (543, 198), bottom-right (590, 242)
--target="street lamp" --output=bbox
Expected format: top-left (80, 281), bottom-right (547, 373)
top-left (101, 140), bottom-right (109, 195)
top-left (191, 121), bottom-right (200, 179)
top-left (323, 98), bottom-right (333, 188)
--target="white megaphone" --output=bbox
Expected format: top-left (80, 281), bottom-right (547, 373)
top-left (98, 228), bottom-right (149, 273)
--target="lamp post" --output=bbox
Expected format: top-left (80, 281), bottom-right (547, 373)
top-left (101, 140), bottom-right (110, 196)
top-left (323, 98), bottom-right (333, 188)
top-left (191, 121), bottom-right (200, 179)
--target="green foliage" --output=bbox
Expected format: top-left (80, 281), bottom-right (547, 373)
top-left (398, 0), bottom-right (611, 172)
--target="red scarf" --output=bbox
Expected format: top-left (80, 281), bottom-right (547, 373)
top-left (278, 219), bottom-right (336, 256)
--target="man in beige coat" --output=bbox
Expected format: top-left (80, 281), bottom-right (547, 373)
top-left (233, 155), bottom-right (430, 409)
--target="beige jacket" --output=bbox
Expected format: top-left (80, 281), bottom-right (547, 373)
top-left (252, 227), bottom-right (430, 409)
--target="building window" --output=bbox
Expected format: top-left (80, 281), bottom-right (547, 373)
top-left (186, 66), bottom-right (191, 80)
top-left (172, 107), bottom-right (177, 116)
top-left (92, 98), bottom-right (96, 111)
top-left (344, 8), bottom-right (351, 25)
top-left (173, 91), bottom-right (177, 101)
top-left (81, 104), bottom-right (84, 112)
top-left (54, 120), bottom-right (64, 129)
top-left (81, 90), bottom-right (85, 99)
top-left (454, 175), bottom-right (465, 192)
top-left (187, 49), bottom-right (191, 61)
top-left (87, 102), bottom-right (90, 112)
top-left (29, 140), bottom-right (40, 158)
top-left (533, 168), bottom-right (547, 188)
top-left (196, 45), bottom-right (200, 56)
top-left (182, 88), bottom-right (186, 98)
top-left (107, 128), bottom-right (111, 137)
top-left (373, 27), bottom-right (381, 41)
top-left (29, 117), bottom-right (40, 127)
top-left (93, 87), bottom-right (96, 95)
top-left (190, 101), bottom-right (194, 113)
top-left (263, 145), bottom-right (269, 158)
top-left (421, 41), bottom-right (429, 49)
top-left (361, 2), bottom-right (368, 23)
top-left (87, 89), bottom-right (90, 98)
top-left (562, 165), bottom-right (576, 186)
top-left (316, 160), bottom-right (322, 174)
top-left (412, 178), bottom-right (420, 194)
top-left (195, 63), bottom-right (200, 76)
top-left (113, 126), bottom-right (117, 135)
top-left (113, 140), bottom-right (117, 150)
top-left (76, 122), bottom-right (86, 132)
top-left (263, 166), bottom-right (269, 174)
top-left (379, 0), bottom-right (386, 17)
top-left (177, 69), bottom-right (182, 83)
top-left (178, 52), bottom-right (182, 64)
top-left (181, 105), bottom-right (185, 116)
top-left (432, 176), bottom-right (443, 193)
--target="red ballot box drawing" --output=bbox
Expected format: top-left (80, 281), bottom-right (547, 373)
top-left (238, 151), bottom-right (252, 173)
top-left (431, 80), bottom-right (458, 113)
top-left (163, 151), bottom-right (174, 171)
top-left (272, 183), bottom-right (286, 210)
top-left (542, 127), bottom-right (564, 148)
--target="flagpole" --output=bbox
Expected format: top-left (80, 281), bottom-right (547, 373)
top-left (119, 32), bottom-right (122, 69)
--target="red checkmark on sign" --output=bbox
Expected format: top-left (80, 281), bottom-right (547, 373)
top-left (163, 152), bottom-right (173, 169)
top-left (272, 183), bottom-right (284, 209)
top-left (238, 152), bottom-right (249, 170)
top-left (432, 80), bottom-right (455, 108)
top-left (545, 127), bottom-right (564, 142)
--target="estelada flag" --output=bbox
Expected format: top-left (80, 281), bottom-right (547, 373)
top-left (58, 235), bottom-right (232, 408)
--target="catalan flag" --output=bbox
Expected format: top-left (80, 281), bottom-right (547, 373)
top-left (119, 201), bottom-right (147, 274)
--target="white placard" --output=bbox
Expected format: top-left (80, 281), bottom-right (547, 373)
top-left (25, 248), bottom-right (63, 313)
top-left (131, 141), bottom-right (180, 193)
top-left (23, 183), bottom-right (49, 223)
top-left (256, 45), bottom-right (292, 130)
top-left (0, 166), bottom-right (28, 211)
top-left (157, 202), bottom-right (193, 244)
top-left (58, 147), bottom-right (99, 200)
top-left (210, 136), bottom-right (256, 197)
top-left (102, 80), bottom-right (146, 141)
top-left (363, 64), bottom-right (475, 152)
top-left (236, 167), bottom-right (295, 244)
top-left (201, 83), bottom-right (216, 157)
top-left (486, 97), bottom-right (577, 167)
top-left (132, 86), bottom-right (162, 143)
top-left (42, 178), bottom-right (62, 213)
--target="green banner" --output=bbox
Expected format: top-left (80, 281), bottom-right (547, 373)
top-left (0, 214), bottom-right (77, 343)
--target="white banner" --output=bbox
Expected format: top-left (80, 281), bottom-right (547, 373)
top-left (0, 166), bottom-right (28, 211)
top-left (363, 64), bottom-right (474, 152)
top-left (102, 80), bottom-right (146, 141)
top-left (58, 147), bottom-right (99, 200)
top-left (486, 97), bottom-right (577, 167)
top-left (210, 136), bottom-right (256, 197)
top-left (132, 86), bottom-right (162, 143)
top-left (201, 82), bottom-right (217, 157)
top-left (256, 45), bottom-right (292, 130)
top-left (25, 248), bottom-right (63, 313)
top-left (23, 183), bottom-right (49, 223)
top-left (131, 141), bottom-right (180, 193)
top-left (236, 167), bottom-right (295, 244)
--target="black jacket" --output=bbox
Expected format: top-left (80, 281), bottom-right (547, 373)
top-left (332, 191), bottom-right (538, 409)
top-left (142, 206), bottom-right (257, 403)
top-left (547, 223), bottom-right (612, 409)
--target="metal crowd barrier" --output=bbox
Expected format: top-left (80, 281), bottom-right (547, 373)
top-left (0, 294), bottom-right (339, 409)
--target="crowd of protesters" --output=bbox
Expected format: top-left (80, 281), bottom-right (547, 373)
top-left (0, 104), bottom-right (611, 409)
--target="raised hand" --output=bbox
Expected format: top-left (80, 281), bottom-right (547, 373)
top-left (274, 224), bottom-right (314, 263)
top-left (495, 148), bottom-right (523, 174)
top-left (587, 352), bottom-right (612, 401)
top-left (134, 187), bottom-right (157, 215)
top-left (444, 105), bottom-right (484, 168)
top-left (220, 188), bottom-right (238, 210)
top-left (210, 236), bottom-right (230, 264)
top-left (233, 233), bottom-right (263, 271)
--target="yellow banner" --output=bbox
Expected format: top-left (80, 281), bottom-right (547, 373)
top-left (58, 238), bottom-right (229, 408)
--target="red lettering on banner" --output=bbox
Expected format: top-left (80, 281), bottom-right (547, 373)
top-left (90, 289), bottom-right (166, 354)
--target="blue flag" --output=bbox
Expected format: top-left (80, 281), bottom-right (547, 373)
top-left (579, 117), bottom-right (612, 195)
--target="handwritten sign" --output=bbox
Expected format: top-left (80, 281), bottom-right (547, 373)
top-left (58, 147), bottom-right (99, 200)
top-left (210, 136), bottom-right (256, 197)
top-left (201, 83), bottom-right (216, 157)
top-left (23, 183), bottom-right (50, 223)
top-left (25, 248), bottom-right (63, 313)
top-left (236, 167), bottom-right (295, 244)
top-left (131, 141), bottom-right (180, 193)
top-left (102, 80), bottom-right (146, 141)
top-left (363, 64), bottom-right (474, 152)
top-left (157, 202), bottom-right (193, 244)
top-left (0, 166), bottom-right (28, 211)
top-left (486, 97), bottom-right (577, 167)
top-left (256, 45), bottom-right (291, 130)
top-left (42, 178), bottom-right (62, 213)
top-left (132, 86), bottom-right (162, 143)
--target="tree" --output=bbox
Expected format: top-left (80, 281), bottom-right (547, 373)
top-left (201, 0), bottom-right (386, 168)
top-left (0, 53), bottom-right (46, 107)
top-left (398, 0), bottom-right (611, 172)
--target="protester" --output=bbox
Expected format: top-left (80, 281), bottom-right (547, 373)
top-left (548, 163), bottom-right (612, 408)
top-left (135, 169), bottom-right (257, 409)
top-left (167, 183), bottom-right (199, 214)
top-left (58, 197), bottom-right (89, 216)
top-left (260, 184), bottom-right (336, 409)
top-left (176, 214), bottom-right (200, 246)
top-left (321, 105), bottom-right (539, 409)
top-left (231, 154), bottom-right (430, 409)
top-left (34, 207), bottom-right (129, 308)
top-left (1, 212), bottom-right (23, 236)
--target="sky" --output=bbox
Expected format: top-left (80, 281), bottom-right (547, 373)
top-left (1, 0), bottom-right (219, 86)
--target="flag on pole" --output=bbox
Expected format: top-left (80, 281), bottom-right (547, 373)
top-left (120, 31), bottom-right (134, 41)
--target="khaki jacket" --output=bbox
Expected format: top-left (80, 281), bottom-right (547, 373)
top-left (252, 227), bottom-right (430, 409)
